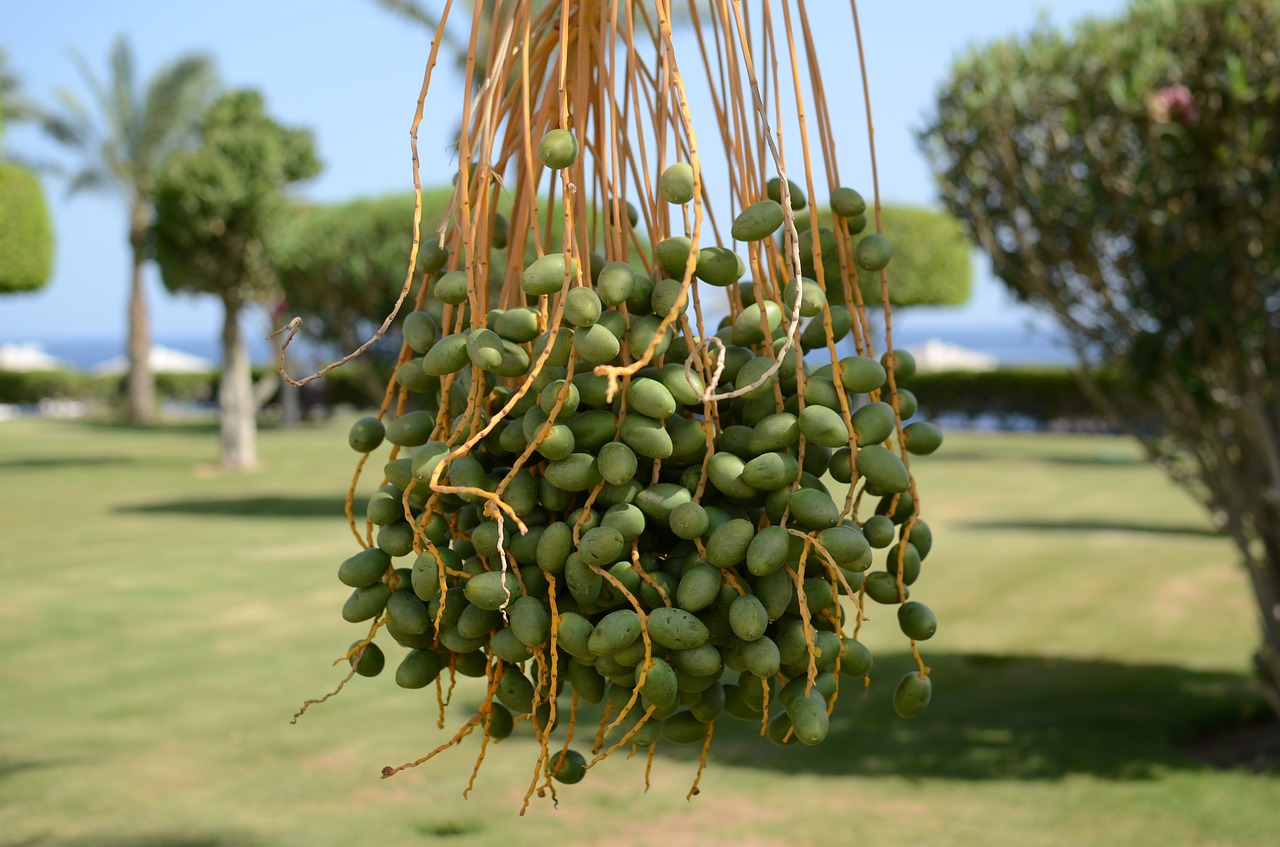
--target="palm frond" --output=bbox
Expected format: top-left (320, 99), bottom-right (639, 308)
top-left (135, 54), bottom-right (218, 189)
top-left (108, 37), bottom-right (138, 163)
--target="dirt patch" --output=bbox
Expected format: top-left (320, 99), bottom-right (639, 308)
top-left (1186, 719), bottom-right (1280, 773)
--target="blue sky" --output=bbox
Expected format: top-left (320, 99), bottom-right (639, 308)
top-left (2, 0), bottom-right (1126, 354)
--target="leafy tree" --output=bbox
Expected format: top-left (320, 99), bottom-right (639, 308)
top-left (46, 37), bottom-right (217, 424)
top-left (0, 53), bottom-right (54, 294)
top-left (153, 90), bottom-right (320, 469)
top-left (796, 204), bottom-right (973, 307)
top-left (921, 0), bottom-right (1280, 711)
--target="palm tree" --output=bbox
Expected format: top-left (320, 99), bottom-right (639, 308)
top-left (46, 37), bottom-right (216, 424)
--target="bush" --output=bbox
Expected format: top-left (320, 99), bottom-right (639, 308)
top-left (0, 162), bottom-right (55, 293)
top-left (907, 368), bottom-right (1126, 431)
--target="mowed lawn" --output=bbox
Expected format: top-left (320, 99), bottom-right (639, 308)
top-left (1, 417), bottom-right (1276, 847)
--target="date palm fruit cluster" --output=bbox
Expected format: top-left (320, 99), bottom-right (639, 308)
top-left (307, 0), bottom-right (942, 805)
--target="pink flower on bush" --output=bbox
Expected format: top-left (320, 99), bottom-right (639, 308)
top-left (1147, 84), bottom-right (1200, 125)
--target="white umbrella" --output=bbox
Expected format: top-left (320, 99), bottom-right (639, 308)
top-left (90, 344), bottom-right (217, 375)
top-left (907, 338), bottom-right (998, 373)
top-left (0, 342), bottom-right (70, 372)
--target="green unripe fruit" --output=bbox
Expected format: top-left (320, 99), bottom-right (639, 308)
top-left (465, 328), bottom-right (504, 371)
top-left (556, 611), bottom-right (595, 659)
top-left (863, 514), bottom-right (895, 548)
top-left (741, 635), bottom-right (781, 678)
top-left (422, 332), bottom-right (470, 376)
top-left (597, 442), bottom-right (638, 486)
top-left (628, 314), bottom-right (673, 361)
top-left (857, 444), bottom-right (911, 493)
top-left (676, 560), bottom-right (722, 612)
top-left (579, 526), bottom-right (626, 567)
top-left (343, 583), bottom-right (391, 623)
top-left (695, 246), bottom-right (743, 287)
top-left (626, 378), bottom-right (677, 419)
top-left (839, 638), bottom-right (873, 677)
top-left (767, 712), bottom-right (798, 746)
top-left (742, 451), bottom-right (799, 491)
top-left (494, 307), bottom-right (540, 343)
top-left (549, 748), bottom-right (587, 784)
top-left (732, 199), bottom-right (785, 241)
top-left (787, 692), bottom-right (830, 746)
top-left (706, 452), bottom-right (756, 500)
top-left (728, 594), bottom-right (768, 642)
top-left (639, 657), bottom-right (679, 708)
top-left (755, 569), bottom-right (793, 621)
top-left (386, 589), bottom-right (432, 635)
top-left (649, 277), bottom-right (685, 319)
top-left (839, 355), bottom-right (888, 394)
top-left (539, 379), bottom-right (580, 421)
top-left (566, 661), bottom-right (606, 704)
top-left (648, 606), bottom-right (710, 650)
top-left (731, 300), bottom-right (783, 346)
top-left (497, 667), bottom-right (535, 714)
top-left (745, 526), bottom-right (790, 576)
top-left (800, 305), bottom-right (853, 351)
top-left (671, 642), bottom-right (722, 678)
top-left (376, 521), bottom-right (415, 557)
top-left (893, 671), bottom-right (932, 718)
top-left (798, 404), bottom-right (849, 449)
top-left (564, 286), bottom-right (602, 327)
top-left (601, 503), bottom-right (645, 541)
top-left (783, 277), bottom-right (826, 318)
top-left (572, 323), bottom-right (619, 365)
top-left (731, 355), bottom-right (778, 400)
top-left (887, 542), bottom-right (922, 585)
top-left (625, 273), bottom-right (655, 315)
top-left (904, 421), bottom-right (944, 455)
top-left (521, 253), bottom-right (577, 296)
top-left (396, 649), bottom-right (443, 689)
top-left (340, 547), bottom-right (391, 588)
top-left (366, 486), bottom-right (404, 526)
top-left (881, 348), bottom-right (917, 383)
top-left (803, 377), bottom-right (841, 411)
top-left (597, 262), bottom-right (635, 306)
top-left (767, 176), bottom-right (806, 210)
top-left (588, 609), bottom-right (642, 656)
top-left (852, 401), bottom-right (897, 446)
top-left (665, 501), bottom-right (707, 540)
top-left (748, 412), bottom-right (799, 454)
top-left (705, 519), bottom-right (754, 569)
top-left (349, 642), bottom-right (385, 677)
top-left (855, 233), bottom-right (893, 271)
top-left (662, 711), bottom-right (709, 745)
top-left (403, 311), bottom-right (438, 353)
top-left (864, 570), bottom-right (908, 604)
top-left (538, 129), bottom-right (579, 169)
top-left (820, 525), bottom-right (871, 570)
top-left (619, 414), bottom-right (673, 460)
top-left (543, 453), bottom-right (601, 492)
top-left (656, 236), bottom-right (693, 277)
top-left (456, 603), bottom-right (500, 639)
top-left (348, 416), bottom-right (385, 453)
top-left (789, 488), bottom-right (841, 530)
top-left (490, 627), bottom-right (534, 664)
top-left (385, 410), bottom-right (434, 447)
top-left (508, 595), bottom-right (552, 647)
top-left (659, 162), bottom-right (696, 204)
top-left (830, 186), bottom-right (866, 218)
top-left (433, 269), bottom-right (470, 305)
top-left (898, 600), bottom-right (937, 641)
top-left (464, 570), bottom-right (521, 611)
top-left (635, 482), bottom-right (692, 524)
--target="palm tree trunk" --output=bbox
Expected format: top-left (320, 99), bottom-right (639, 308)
top-left (219, 295), bottom-right (258, 469)
top-left (125, 210), bottom-right (156, 424)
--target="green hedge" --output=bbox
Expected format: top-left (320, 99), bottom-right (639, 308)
top-left (0, 369), bottom-right (219, 406)
top-left (905, 367), bottom-right (1119, 428)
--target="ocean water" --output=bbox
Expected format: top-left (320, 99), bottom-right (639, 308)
top-left (15, 320), bottom-right (1074, 371)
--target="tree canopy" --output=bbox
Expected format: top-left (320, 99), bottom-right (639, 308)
top-left (921, 0), bottom-right (1280, 711)
top-left (0, 163), bottom-right (54, 294)
top-left (153, 88), bottom-right (320, 468)
top-left (794, 204), bottom-right (973, 308)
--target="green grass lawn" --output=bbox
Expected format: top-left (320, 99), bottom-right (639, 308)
top-left (1, 418), bottom-right (1274, 847)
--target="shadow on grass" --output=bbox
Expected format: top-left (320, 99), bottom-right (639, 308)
top-left (924, 449), bottom-right (1145, 467)
top-left (0, 456), bottom-right (140, 471)
top-left (75, 420), bottom-right (221, 436)
top-left (50, 835), bottom-right (260, 847)
top-left (656, 652), bottom-right (1271, 780)
top-left (971, 519), bottom-right (1219, 538)
top-left (117, 496), bottom-right (368, 520)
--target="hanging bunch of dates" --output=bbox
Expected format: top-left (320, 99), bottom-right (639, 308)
top-left (299, 0), bottom-right (944, 806)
